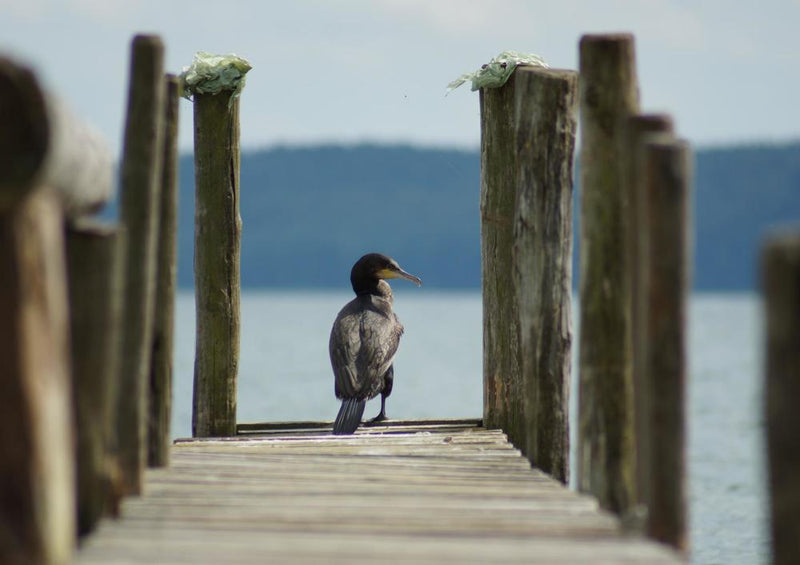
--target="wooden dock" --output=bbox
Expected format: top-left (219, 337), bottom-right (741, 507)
top-left (76, 420), bottom-right (683, 565)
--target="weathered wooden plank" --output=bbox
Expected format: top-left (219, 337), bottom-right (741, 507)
top-left (181, 429), bottom-right (507, 444)
top-left (111, 505), bottom-right (617, 538)
top-left (77, 422), bottom-right (684, 565)
top-left (79, 532), bottom-right (682, 565)
top-left (79, 523), bottom-right (681, 565)
top-left (237, 417), bottom-right (482, 435)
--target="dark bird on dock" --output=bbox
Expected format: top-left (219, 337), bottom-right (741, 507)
top-left (329, 253), bottom-right (422, 435)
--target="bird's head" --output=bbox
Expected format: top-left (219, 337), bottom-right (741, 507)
top-left (350, 253), bottom-right (422, 295)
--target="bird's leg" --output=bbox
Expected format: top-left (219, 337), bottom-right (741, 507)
top-left (367, 366), bottom-right (394, 424)
top-left (369, 394), bottom-right (388, 423)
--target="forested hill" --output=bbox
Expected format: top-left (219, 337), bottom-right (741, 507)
top-left (168, 141), bottom-right (800, 291)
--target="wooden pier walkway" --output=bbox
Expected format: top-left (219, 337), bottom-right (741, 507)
top-left (76, 420), bottom-right (684, 565)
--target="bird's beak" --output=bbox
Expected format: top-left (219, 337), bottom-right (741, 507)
top-left (379, 267), bottom-right (422, 287)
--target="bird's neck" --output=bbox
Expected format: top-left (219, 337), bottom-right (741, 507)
top-left (353, 279), bottom-right (393, 303)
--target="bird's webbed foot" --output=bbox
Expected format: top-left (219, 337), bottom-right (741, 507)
top-left (365, 387), bottom-right (390, 426)
top-left (367, 411), bottom-right (387, 424)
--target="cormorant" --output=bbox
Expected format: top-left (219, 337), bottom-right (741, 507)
top-left (329, 253), bottom-right (422, 435)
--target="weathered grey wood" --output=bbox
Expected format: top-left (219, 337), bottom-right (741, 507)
top-left (0, 57), bottom-right (112, 216)
top-left (66, 220), bottom-right (125, 536)
top-left (117, 34), bottom-right (165, 495)
top-left (76, 422), bottom-right (685, 565)
top-left (479, 73), bottom-right (524, 451)
top-left (762, 232), bottom-right (800, 565)
top-left (0, 190), bottom-right (74, 565)
top-left (641, 136), bottom-right (690, 551)
top-left (511, 67), bottom-right (577, 484)
top-left (625, 114), bottom-right (674, 511)
top-left (148, 75), bottom-right (180, 467)
top-left (577, 33), bottom-right (640, 514)
top-left (192, 91), bottom-right (242, 437)
top-left (237, 417), bottom-right (483, 436)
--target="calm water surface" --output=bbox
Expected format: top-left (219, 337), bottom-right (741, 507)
top-left (172, 290), bottom-right (766, 565)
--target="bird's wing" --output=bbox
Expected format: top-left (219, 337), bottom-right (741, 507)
top-left (354, 308), bottom-right (403, 399)
top-left (330, 305), bottom-right (362, 399)
top-left (329, 297), bottom-right (403, 400)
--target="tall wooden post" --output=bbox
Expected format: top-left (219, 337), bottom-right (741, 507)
top-left (480, 73), bottom-right (524, 449)
top-left (148, 74), bottom-right (180, 466)
top-left (0, 54), bottom-right (113, 565)
top-left (577, 33), bottom-right (640, 514)
top-left (117, 34), bottom-right (165, 494)
top-left (187, 55), bottom-right (250, 437)
top-left (640, 136), bottom-right (690, 551)
top-left (625, 114), bottom-right (674, 510)
top-left (0, 191), bottom-right (74, 565)
top-left (763, 232), bottom-right (800, 565)
top-left (66, 220), bottom-right (124, 535)
top-left (512, 67), bottom-right (577, 483)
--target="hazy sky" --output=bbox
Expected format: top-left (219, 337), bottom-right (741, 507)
top-left (2, 0), bottom-right (798, 156)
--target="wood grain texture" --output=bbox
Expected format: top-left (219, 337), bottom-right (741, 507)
top-left (66, 220), bottom-right (124, 536)
top-left (0, 190), bottom-right (74, 565)
top-left (641, 137), bottom-right (690, 551)
top-left (480, 79), bottom-right (524, 450)
top-left (512, 67), bottom-right (577, 484)
top-left (76, 422), bottom-right (684, 565)
top-left (192, 91), bottom-right (241, 438)
top-left (624, 114), bottom-right (674, 512)
top-left (577, 33), bottom-right (640, 515)
top-left (117, 34), bottom-right (165, 495)
top-left (148, 74), bottom-right (180, 467)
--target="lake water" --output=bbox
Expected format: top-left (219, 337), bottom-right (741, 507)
top-left (171, 290), bottom-right (767, 565)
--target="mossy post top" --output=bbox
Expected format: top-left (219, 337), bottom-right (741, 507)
top-left (179, 52), bottom-right (252, 101)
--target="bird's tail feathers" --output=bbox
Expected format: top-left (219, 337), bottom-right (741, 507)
top-left (333, 398), bottom-right (366, 435)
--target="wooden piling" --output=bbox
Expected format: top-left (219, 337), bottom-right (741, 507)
top-left (763, 232), bottom-right (800, 565)
top-left (625, 114), bottom-right (674, 510)
top-left (641, 136), bottom-right (690, 551)
top-left (117, 34), bottom-right (165, 493)
top-left (66, 220), bottom-right (124, 535)
top-left (191, 87), bottom-right (242, 437)
top-left (0, 190), bottom-right (74, 565)
top-left (0, 56), bottom-right (112, 213)
top-left (479, 73), bottom-right (524, 450)
top-left (511, 67), bottom-right (578, 483)
top-left (0, 54), bottom-right (113, 565)
top-left (148, 75), bottom-right (180, 466)
top-left (577, 33), bottom-right (640, 514)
